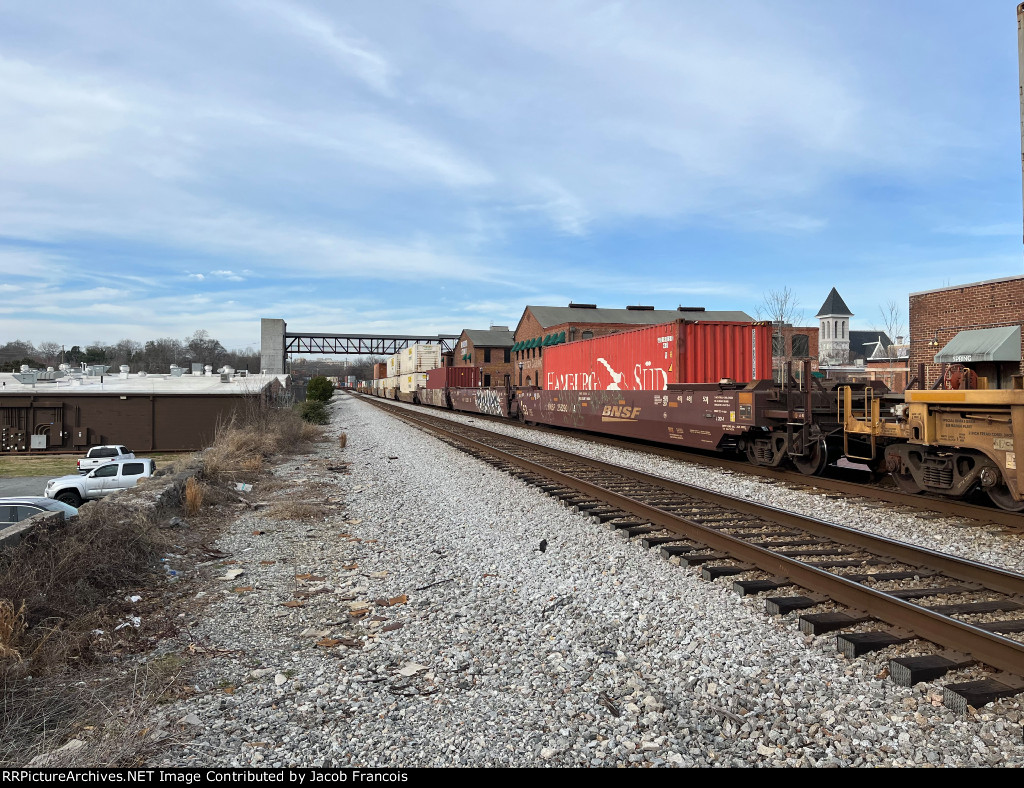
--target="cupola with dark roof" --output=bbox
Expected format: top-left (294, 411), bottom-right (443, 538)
top-left (817, 287), bottom-right (854, 365)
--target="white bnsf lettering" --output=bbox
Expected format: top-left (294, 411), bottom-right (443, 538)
top-left (601, 405), bottom-right (642, 419)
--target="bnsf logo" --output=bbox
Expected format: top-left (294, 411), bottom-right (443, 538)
top-left (602, 405), bottom-right (642, 419)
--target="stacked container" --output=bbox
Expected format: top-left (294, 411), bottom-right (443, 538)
top-left (387, 355), bottom-right (400, 377)
top-left (426, 366), bottom-right (480, 389)
top-left (373, 362), bottom-right (387, 380)
top-left (400, 373), bottom-right (429, 393)
top-left (542, 320), bottom-right (772, 391)
top-left (399, 344), bottom-right (442, 374)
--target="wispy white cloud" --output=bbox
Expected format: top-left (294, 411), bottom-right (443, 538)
top-left (240, 0), bottom-right (396, 94)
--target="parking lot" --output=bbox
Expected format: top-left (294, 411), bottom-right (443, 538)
top-left (0, 477), bottom-right (53, 497)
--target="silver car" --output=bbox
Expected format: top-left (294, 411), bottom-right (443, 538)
top-left (0, 496), bottom-right (79, 525)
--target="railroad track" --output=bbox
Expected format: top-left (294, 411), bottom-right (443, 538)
top-left (370, 394), bottom-right (1024, 530)
top-left (359, 394), bottom-right (1024, 712)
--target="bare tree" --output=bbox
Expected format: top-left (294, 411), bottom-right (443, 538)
top-left (877, 299), bottom-right (907, 355)
top-left (756, 287), bottom-right (804, 358)
top-left (37, 341), bottom-right (62, 365)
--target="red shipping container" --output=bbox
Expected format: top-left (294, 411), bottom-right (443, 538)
top-left (426, 366), bottom-right (481, 390)
top-left (373, 363), bottom-right (387, 380)
top-left (542, 321), bottom-right (771, 391)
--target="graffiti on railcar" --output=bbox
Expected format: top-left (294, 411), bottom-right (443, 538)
top-left (474, 388), bottom-right (505, 417)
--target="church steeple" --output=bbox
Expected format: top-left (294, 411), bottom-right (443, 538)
top-left (817, 287), bottom-right (853, 365)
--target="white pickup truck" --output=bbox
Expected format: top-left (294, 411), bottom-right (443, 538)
top-left (77, 445), bottom-right (135, 474)
top-left (45, 459), bottom-right (157, 507)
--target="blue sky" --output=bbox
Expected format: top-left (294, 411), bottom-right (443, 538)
top-left (1, 0), bottom-right (1021, 351)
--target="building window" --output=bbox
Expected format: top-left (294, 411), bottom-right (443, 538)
top-left (582, 330), bottom-right (593, 340)
top-left (503, 349), bottom-right (510, 363)
top-left (484, 373), bottom-right (491, 386)
top-left (791, 335), bottom-right (809, 357)
top-left (484, 348), bottom-right (491, 363)
top-left (772, 335), bottom-right (785, 356)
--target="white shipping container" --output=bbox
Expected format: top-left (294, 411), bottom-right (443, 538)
top-left (382, 375), bottom-right (399, 394)
top-left (399, 344), bottom-right (442, 374)
top-left (387, 355), bottom-right (400, 377)
top-left (400, 373), bottom-right (428, 393)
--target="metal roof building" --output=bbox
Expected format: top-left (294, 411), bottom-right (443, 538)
top-left (0, 369), bottom-right (289, 453)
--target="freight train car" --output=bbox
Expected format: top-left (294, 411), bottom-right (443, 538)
top-left (842, 368), bottom-right (1024, 511)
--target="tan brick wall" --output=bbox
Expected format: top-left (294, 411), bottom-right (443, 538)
top-left (909, 276), bottom-right (1024, 388)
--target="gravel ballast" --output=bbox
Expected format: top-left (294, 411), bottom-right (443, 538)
top-left (146, 393), bottom-right (1024, 767)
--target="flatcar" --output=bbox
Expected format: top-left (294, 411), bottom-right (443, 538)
top-left (363, 338), bottom-right (1024, 512)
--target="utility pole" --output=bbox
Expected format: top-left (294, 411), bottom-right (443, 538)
top-left (1018, 4), bottom-right (1024, 245)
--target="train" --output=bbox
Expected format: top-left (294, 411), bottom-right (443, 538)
top-left (355, 318), bottom-right (1024, 513)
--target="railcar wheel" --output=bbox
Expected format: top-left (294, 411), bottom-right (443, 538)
top-left (890, 468), bottom-right (923, 495)
top-left (987, 484), bottom-right (1024, 512)
top-left (791, 439), bottom-right (829, 476)
top-left (746, 443), bottom-right (762, 466)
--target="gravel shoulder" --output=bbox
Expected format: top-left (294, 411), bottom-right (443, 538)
top-left (144, 393), bottom-right (1024, 768)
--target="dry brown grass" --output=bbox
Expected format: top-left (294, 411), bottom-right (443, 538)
top-left (303, 422), bottom-right (327, 442)
top-left (0, 502), bottom-right (169, 675)
top-left (266, 501), bottom-right (325, 521)
top-left (0, 601), bottom-right (26, 662)
top-left (0, 659), bottom-right (189, 767)
top-left (338, 432), bottom-right (347, 448)
top-left (201, 398), bottom-right (314, 483)
top-left (182, 477), bottom-right (205, 516)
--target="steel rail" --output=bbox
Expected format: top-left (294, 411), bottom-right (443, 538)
top-left (370, 397), bottom-right (1024, 677)
top-left (365, 393), bottom-right (1024, 529)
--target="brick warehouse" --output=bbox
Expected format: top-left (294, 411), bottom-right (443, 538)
top-left (452, 327), bottom-right (515, 387)
top-left (910, 274), bottom-right (1024, 389)
top-left (511, 304), bottom-right (753, 388)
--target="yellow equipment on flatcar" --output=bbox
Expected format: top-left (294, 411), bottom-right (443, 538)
top-left (842, 375), bottom-right (1024, 511)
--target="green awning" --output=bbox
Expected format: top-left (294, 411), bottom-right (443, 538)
top-left (934, 326), bottom-right (1022, 364)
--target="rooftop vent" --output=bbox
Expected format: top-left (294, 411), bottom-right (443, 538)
top-left (626, 305), bottom-right (655, 311)
top-left (12, 372), bottom-right (38, 385)
top-left (677, 306), bottom-right (706, 312)
top-left (568, 302), bottom-right (597, 309)
top-left (170, 365), bottom-right (184, 377)
top-left (490, 325), bottom-right (510, 331)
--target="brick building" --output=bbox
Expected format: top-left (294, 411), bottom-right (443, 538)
top-left (910, 274), bottom-right (1024, 389)
top-left (511, 304), bottom-right (753, 387)
top-left (452, 327), bottom-right (515, 387)
top-left (771, 325), bottom-right (820, 383)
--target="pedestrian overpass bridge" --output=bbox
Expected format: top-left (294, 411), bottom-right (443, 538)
top-left (260, 319), bottom-right (458, 375)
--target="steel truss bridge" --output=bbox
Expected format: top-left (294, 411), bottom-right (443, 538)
top-left (285, 333), bottom-right (459, 356)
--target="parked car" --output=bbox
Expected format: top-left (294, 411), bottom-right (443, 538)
top-left (0, 496), bottom-right (79, 525)
top-left (45, 459), bottom-right (157, 507)
top-left (77, 445), bottom-right (135, 474)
